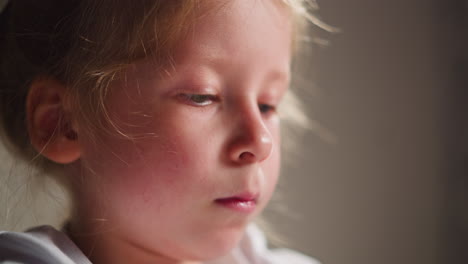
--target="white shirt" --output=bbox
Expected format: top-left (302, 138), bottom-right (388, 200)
top-left (0, 225), bottom-right (320, 264)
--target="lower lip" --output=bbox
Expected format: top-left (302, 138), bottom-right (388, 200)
top-left (215, 198), bottom-right (257, 213)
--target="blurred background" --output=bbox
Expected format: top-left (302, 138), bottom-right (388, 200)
top-left (268, 0), bottom-right (468, 264)
top-left (1, 0), bottom-right (467, 264)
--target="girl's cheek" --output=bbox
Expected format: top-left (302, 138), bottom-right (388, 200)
top-left (264, 120), bottom-right (282, 194)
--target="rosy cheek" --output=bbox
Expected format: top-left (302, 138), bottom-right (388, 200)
top-left (264, 120), bottom-right (281, 191)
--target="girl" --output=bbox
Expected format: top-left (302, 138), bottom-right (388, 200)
top-left (0, 0), bottom-right (321, 263)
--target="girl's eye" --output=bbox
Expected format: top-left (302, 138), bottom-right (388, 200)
top-left (181, 94), bottom-right (218, 106)
top-left (258, 103), bottom-right (276, 114)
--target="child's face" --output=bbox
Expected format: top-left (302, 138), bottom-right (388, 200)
top-left (70, 0), bottom-right (291, 262)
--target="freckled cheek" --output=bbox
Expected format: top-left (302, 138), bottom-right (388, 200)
top-left (114, 133), bottom-right (213, 195)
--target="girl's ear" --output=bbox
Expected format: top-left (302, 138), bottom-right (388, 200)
top-left (26, 77), bottom-right (81, 164)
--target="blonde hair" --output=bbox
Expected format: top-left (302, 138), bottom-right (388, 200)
top-left (0, 0), bottom-right (321, 178)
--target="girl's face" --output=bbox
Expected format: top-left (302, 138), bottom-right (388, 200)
top-left (69, 0), bottom-right (292, 262)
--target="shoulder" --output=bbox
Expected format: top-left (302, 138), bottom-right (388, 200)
top-left (0, 226), bottom-right (90, 264)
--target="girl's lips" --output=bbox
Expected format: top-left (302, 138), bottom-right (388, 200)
top-left (215, 195), bottom-right (258, 213)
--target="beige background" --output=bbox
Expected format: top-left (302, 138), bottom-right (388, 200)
top-left (1, 0), bottom-right (467, 264)
top-left (268, 0), bottom-right (466, 264)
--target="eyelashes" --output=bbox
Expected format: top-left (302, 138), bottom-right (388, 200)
top-left (258, 104), bottom-right (276, 114)
top-left (178, 94), bottom-right (277, 115)
top-left (179, 94), bottom-right (219, 106)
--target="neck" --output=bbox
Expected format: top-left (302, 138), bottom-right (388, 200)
top-left (66, 219), bottom-right (202, 264)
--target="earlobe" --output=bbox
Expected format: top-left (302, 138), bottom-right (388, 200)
top-left (26, 77), bottom-right (81, 164)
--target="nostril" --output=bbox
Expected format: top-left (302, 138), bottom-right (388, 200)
top-left (239, 152), bottom-right (255, 162)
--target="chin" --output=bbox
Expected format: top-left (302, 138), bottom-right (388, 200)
top-left (185, 226), bottom-right (247, 261)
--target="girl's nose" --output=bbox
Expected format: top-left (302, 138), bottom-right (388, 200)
top-left (227, 112), bottom-right (274, 164)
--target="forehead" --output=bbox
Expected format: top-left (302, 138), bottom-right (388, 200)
top-left (168, 0), bottom-right (292, 79)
